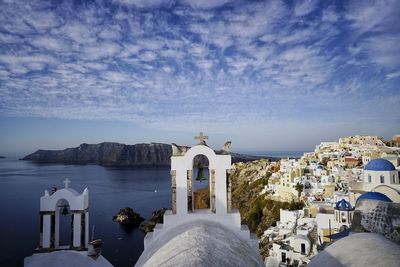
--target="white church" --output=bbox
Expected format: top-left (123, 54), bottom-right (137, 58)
top-left (24, 179), bottom-right (113, 267)
top-left (351, 158), bottom-right (400, 202)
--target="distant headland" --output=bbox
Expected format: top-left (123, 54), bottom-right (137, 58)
top-left (0, 156), bottom-right (6, 159)
top-left (21, 142), bottom-right (274, 167)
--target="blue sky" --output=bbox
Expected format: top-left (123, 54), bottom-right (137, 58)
top-left (0, 0), bottom-right (399, 156)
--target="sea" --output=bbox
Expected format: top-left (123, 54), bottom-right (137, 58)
top-left (0, 151), bottom-right (306, 266)
top-left (0, 158), bottom-right (171, 267)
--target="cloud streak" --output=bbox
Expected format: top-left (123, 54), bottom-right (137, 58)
top-left (0, 0), bottom-right (399, 134)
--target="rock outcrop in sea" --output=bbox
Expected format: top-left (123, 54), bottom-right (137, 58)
top-left (112, 207), bottom-right (145, 227)
top-left (22, 142), bottom-right (270, 167)
top-left (139, 208), bottom-right (167, 233)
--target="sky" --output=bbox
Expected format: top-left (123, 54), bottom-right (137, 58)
top-left (0, 0), bottom-right (399, 156)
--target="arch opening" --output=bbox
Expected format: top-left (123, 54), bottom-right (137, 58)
top-left (190, 154), bottom-right (213, 213)
top-left (55, 198), bottom-right (73, 249)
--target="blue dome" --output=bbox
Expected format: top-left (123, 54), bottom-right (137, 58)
top-left (364, 159), bottom-right (395, 171)
top-left (357, 192), bottom-right (392, 203)
top-left (335, 199), bottom-right (353, 211)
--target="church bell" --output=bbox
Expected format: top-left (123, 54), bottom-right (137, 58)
top-left (61, 205), bottom-right (69, 216)
top-left (195, 167), bottom-right (206, 182)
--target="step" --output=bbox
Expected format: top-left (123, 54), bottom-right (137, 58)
top-left (153, 223), bottom-right (164, 237)
top-left (143, 232), bottom-right (153, 249)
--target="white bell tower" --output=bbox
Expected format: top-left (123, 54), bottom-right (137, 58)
top-left (38, 179), bottom-right (89, 251)
top-left (142, 132), bottom-right (259, 251)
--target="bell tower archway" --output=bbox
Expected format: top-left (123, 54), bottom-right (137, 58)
top-left (171, 133), bottom-right (231, 216)
top-left (143, 132), bottom-right (260, 252)
top-left (38, 179), bottom-right (89, 251)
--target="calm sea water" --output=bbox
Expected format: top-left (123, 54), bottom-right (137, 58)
top-left (0, 159), bottom-right (171, 267)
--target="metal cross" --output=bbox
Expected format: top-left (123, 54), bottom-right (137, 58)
top-left (64, 178), bottom-right (71, 188)
top-left (194, 132), bottom-right (208, 145)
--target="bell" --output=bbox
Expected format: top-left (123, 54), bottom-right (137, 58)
top-left (195, 167), bottom-right (206, 182)
top-left (61, 205), bottom-right (69, 216)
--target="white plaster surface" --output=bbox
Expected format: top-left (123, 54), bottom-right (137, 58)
top-left (40, 187), bottom-right (89, 249)
top-left (40, 188), bottom-right (89, 211)
top-left (135, 220), bottom-right (264, 267)
top-left (308, 233), bottom-right (400, 267)
top-left (24, 251), bottom-right (113, 267)
top-left (171, 144), bottom-right (231, 215)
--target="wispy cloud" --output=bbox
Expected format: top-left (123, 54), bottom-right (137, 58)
top-left (0, 0), bottom-right (399, 134)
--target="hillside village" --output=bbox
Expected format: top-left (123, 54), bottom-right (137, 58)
top-left (230, 135), bottom-right (400, 266)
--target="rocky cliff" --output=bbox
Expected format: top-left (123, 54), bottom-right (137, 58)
top-left (22, 142), bottom-right (172, 167)
top-left (22, 142), bottom-right (266, 167)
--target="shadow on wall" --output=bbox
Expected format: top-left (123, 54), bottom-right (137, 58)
top-left (353, 200), bottom-right (400, 244)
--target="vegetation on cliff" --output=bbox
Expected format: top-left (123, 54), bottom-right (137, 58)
top-left (232, 173), bottom-right (303, 236)
top-left (230, 159), bottom-right (304, 259)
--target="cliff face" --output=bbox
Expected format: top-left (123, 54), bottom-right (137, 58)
top-left (22, 142), bottom-right (172, 167)
top-left (22, 142), bottom-right (265, 167)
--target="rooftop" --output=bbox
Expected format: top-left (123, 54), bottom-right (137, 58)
top-left (364, 159), bottom-right (396, 171)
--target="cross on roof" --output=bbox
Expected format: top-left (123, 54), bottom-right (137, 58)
top-left (64, 178), bottom-right (71, 188)
top-left (194, 132), bottom-right (208, 145)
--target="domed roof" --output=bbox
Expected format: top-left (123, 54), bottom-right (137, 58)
top-left (136, 220), bottom-right (264, 267)
top-left (335, 199), bottom-right (353, 211)
top-left (364, 159), bottom-right (395, 171)
top-left (357, 192), bottom-right (392, 203)
top-left (24, 250), bottom-right (113, 267)
top-left (308, 233), bottom-right (400, 267)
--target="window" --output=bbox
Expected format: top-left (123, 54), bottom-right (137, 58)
top-left (380, 175), bottom-right (385, 184)
top-left (281, 252), bottom-right (286, 263)
top-left (304, 209), bottom-right (309, 217)
top-left (393, 175), bottom-right (396, 184)
top-left (368, 175), bottom-right (371, 183)
top-left (342, 212), bottom-right (347, 223)
top-left (301, 243), bottom-right (306, 255)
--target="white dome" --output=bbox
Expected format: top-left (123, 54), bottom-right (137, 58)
top-left (135, 220), bottom-right (264, 267)
top-left (309, 233), bottom-right (400, 267)
top-left (24, 250), bottom-right (113, 267)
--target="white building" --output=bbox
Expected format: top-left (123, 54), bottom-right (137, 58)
top-left (351, 158), bottom-right (400, 202)
top-left (24, 179), bottom-right (112, 267)
top-left (265, 210), bottom-right (316, 267)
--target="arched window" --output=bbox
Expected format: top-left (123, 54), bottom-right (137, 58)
top-left (380, 175), bottom-right (384, 184)
top-left (192, 154), bottom-right (211, 212)
top-left (368, 175), bottom-right (371, 183)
